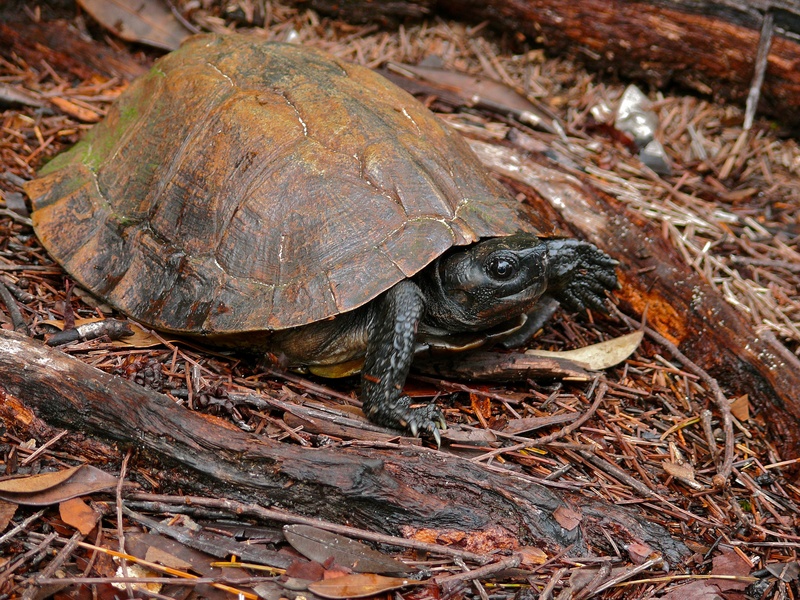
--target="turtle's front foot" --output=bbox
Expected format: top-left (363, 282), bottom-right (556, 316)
top-left (364, 396), bottom-right (447, 446)
top-left (545, 240), bottom-right (619, 313)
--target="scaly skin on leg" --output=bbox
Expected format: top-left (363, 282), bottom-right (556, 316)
top-left (543, 239), bottom-right (619, 312)
top-left (361, 280), bottom-right (445, 442)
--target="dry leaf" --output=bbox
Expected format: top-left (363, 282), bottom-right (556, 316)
top-left (0, 465), bottom-right (118, 505)
top-left (77, 0), bottom-right (190, 50)
top-left (730, 395), bottom-right (750, 421)
top-left (59, 497), bottom-right (100, 535)
top-left (440, 427), bottom-right (497, 444)
top-left (518, 546), bottom-right (548, 566)
top-left (662, 460), bottom-right (703, 490)
top-left (43, 317), bottom-right (168, 348)
top-left (284, 525), bottom-right (409, 574)
top-left (626, 541), bottom-right (655, 564)
top-left (0, 500), bottom-right (17, 532)
top-left (552, 506), bottom-right (582, 531)
top-left (710, 546), bottom-right (753, 592)
top-left (308, 573), bottom-right (418, 599)
top-left (526, 331), bottom-right (643, 370)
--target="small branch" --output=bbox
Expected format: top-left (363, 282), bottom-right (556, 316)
top-left (0, 279), bottom-right (28, 333)
top-left (613, 308), bottom-right (734, 486)
top-left (470, 380), bottom-right (607, 462)
top-left (744, 10), bottom-right (775, 130)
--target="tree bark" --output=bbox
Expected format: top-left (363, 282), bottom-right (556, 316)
top-left (297, 0), bottom-right (800, 130)
top-left (0, 330), bottom-right (689, 565)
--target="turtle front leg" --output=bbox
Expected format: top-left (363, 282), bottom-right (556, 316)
top-left (361, 280), bottom-right (446, 443)
top-left (543, 239), bottom-right (619, 313)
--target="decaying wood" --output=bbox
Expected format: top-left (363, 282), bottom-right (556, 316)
top-left (0, 21), bottom-right (147, 82)
top-left (0, 329), bottom-right (690, 565)
top-left (296, 0), bottom-right (800, 130)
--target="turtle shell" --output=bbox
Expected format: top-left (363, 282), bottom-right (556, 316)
top-left (25, 34), bottom-right (538, 335)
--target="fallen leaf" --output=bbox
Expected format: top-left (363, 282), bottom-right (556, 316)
top-left (518, 546), bottom-right (548, 566)
top-left (308, 573), bottom-right (418, 599)
top-left (626, 541), bottom-right (654, 564)
top-left (553, 506), bottom-right (582, 531)
top-left (440, 427), bottom-right (497, 444)
top-left (526, 331), bottom-right (643, 370)
top-left (144, 546), bottom-right (194, 571)
top-left (386, 62), bottom-right (564, 136)
top-left (284, 525), bottom-right (409, 574)
top-left (0, 465), bottom-right (118, 505)
top-left (43, 317), bottom-right (169, 348)
top-left (730, 395), bottom-right (750, 421)
top-left (77, 0), bottom-right (191, 50)
top-left (0, 500), bottom-right (17, 532)
top-left (710, 546), bottom-right (753, 592)
top-left (60, 497), bottom-right (100, 535)
top-left (659, 580), bottom-right (725, 600)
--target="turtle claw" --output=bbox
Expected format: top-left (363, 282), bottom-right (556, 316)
top-left (431, 427), bottom-right (442, 449)
top-left (401, 401), bottom-right (447, 446)
top-left (364, 395), bottom-right (447, 445)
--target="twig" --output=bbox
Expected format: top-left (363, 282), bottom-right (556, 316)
top-left (613, 308), bottom-right (734, 486)
top-left (435, 554), bottom-right (521, 584)
top-left (0, 278), bottom-right (28, 333)
top-left (24, 530), bottom-right (85, 600)
top-left (21, 429), bottom-right (69, 465)
top-left (117, 449), bottom-right (134, 599)
top-left (0, 509), bottom-right (46, 545)
top-left (744, 11), bottom-right (774, 131)
top-left (470, 379), bottom-right (607, 462)
top-left (125, 492), bottom-right (493, 564)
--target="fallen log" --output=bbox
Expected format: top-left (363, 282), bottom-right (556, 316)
top-left (296, 0), bottom-right (800, 130)
top-left (0, 330), bottom-right (690, 565)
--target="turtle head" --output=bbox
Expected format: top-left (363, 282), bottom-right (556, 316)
top-left (418, 233), bottom-right (550, 332)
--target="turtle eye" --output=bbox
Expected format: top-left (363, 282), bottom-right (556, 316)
top-left (487, 256), bottom-right (517, 280)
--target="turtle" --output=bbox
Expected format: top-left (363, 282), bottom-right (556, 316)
top-left (24, 34), bottom-right (619, 442)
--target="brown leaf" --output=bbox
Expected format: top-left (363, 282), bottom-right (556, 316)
top-left (626, 541), bottom-right (655, 564)
top-left (526, 331), bottom-right (643, 370)
top-left (43, 317), bottom-right (169, 348)
top-left (76, 0), bottom-right (191, 51)
top-left (470, 394), bottom-right (492, 420)
top-left (144, 546), bottom-right (194, 571)
top-left (0, 499), bottom-right (17, 532)
top-left (552, 506), bottom-right (582, 531)
top-left (662, 459), bottom-right (703, 490)
top-left (0, 465), bottom-right (118, 505)
top-left (308, 573), bottom-right (418, 599)
top-left (518, 546), bottom-right (548, 566)
top-left (730, 395), bottom-right (750, 421)
top-left (440, 427), bottom-right (497, 444)
top-left (659, 580), bottom-right (726, 600)
top-left (284, 525), bottom-right (409, 574)
top-left (710, 546), bottom-right (753, 592)
top-left (59, 497), bottom-right (100, 535)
